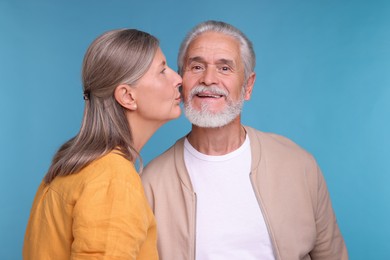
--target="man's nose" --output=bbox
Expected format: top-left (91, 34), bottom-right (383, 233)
top-left (199, 66), bottom-right (219, 86)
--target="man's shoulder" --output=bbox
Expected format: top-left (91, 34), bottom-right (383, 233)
top-left (246, 126), bottom-right (302, 148)
top-left (246, 127), bottom-right (321, 185)
top-left (146, 139), bottom-right (182, 165)
top-left (246, 126), bottom-right (314, 161)
top-left (141, 137), bottom-right (185, 180)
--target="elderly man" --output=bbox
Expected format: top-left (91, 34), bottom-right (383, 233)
top-left (141, 20), bottom-right (348, 260)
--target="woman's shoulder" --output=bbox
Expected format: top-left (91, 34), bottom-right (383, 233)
top-left (50, 151), bottom-right (141, 200)
top-left (82, 151), bottom-right (139, 183)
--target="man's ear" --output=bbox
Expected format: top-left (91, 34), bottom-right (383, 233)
top-left (244, 72), bottom-right (256, 100)
top-left (114, 84), bottom-right (137, 110)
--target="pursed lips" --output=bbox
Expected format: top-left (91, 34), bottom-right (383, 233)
top-left (174, 93), bottom-right (182, 103)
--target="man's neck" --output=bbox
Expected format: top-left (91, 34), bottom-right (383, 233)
top-left (187, 118), bottom-right (246, 155)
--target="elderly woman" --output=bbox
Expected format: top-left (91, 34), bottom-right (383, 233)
top-left (23, 28), bottom-right (182, 260)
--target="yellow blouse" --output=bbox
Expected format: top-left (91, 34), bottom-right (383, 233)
top-left (23, 151), bottom-right (158, 260)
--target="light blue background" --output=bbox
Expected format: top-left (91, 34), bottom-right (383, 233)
top-left (1, 0), bottom-right (389, 259)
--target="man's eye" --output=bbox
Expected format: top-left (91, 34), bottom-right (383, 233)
top-left (191, 65), bottom-right (204, 72)
top-left (161, 68), bottom-right (166, 74)
top-left (219, 66), bottom-right (231, 73)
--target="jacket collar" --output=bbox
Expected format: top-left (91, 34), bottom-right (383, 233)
top-left (173, 136), bottom-right (194, 192)
top-left (244, 125), bottom-right (263, 174)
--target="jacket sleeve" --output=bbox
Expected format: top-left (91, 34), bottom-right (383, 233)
top-left (70, 171), bottom-right (153, 259)
top-left (310, 165), bottom-right (349, 260)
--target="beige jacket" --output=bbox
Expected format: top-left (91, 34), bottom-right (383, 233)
top-left (141, 126), bottom-right (348, 260)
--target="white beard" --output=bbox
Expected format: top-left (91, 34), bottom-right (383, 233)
top-left (184, 85), bottom-right (245, 128)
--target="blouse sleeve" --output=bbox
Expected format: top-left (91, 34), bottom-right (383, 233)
top-left (70, 167), bottom-right (153, 259)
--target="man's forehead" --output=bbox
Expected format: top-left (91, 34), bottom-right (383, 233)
top-left (189, 32), bottom-right (239, 50)
top-left (186, 35), bottom-right (240, 63)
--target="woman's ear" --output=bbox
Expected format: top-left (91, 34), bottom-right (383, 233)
top-left (114, 84), bottom-right (137, 110)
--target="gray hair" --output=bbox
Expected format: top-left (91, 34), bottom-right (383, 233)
top-left (177, 20), bottom-right (256, 80)
top-left (44, 29), bottom-right (159, 183)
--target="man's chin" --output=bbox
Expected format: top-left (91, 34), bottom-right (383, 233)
top-left (185, 113), bottom-right (237, 128)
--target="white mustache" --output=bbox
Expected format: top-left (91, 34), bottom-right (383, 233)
top-left (190, 85), bottom-right (228, 97)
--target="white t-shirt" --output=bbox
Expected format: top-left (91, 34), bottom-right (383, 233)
top-left (184, 136), bottom-right (275, 260)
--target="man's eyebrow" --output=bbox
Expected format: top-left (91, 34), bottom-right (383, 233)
top-left (216, 59), bottom-right (235, 67)
top-left (187, 57), bottom-right (235, 67)
top-left (187, 56), bottom-right (206, 64)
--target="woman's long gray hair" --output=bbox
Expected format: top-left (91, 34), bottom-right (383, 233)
top-left (44, 29), bottom-right (159, 183)
top-left (177, 20), bottom-right (256, 81)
